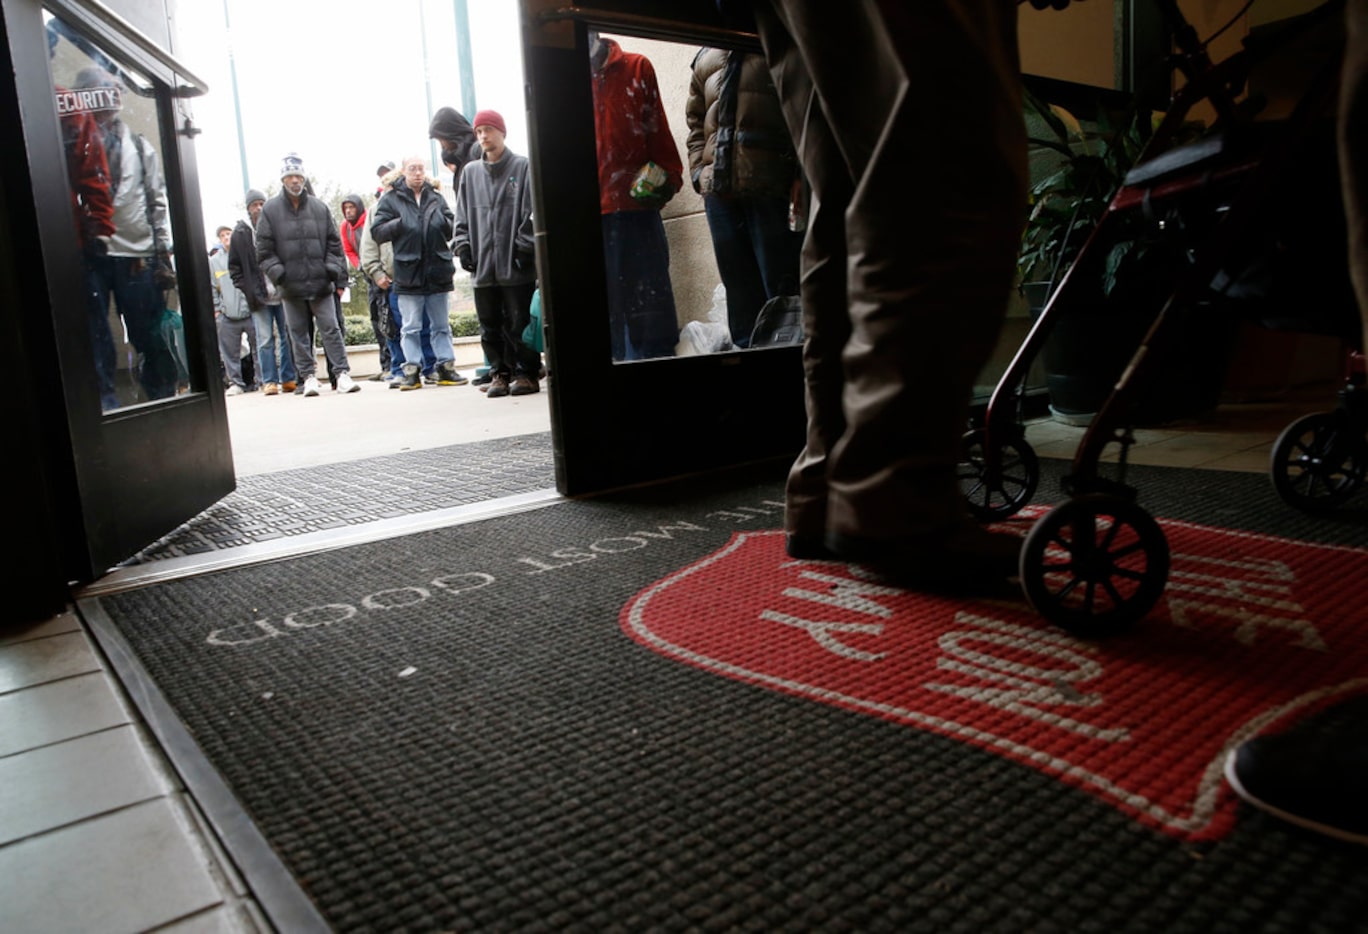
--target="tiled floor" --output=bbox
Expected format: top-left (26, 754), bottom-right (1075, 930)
top-left (0, 396), bottom-right (1341, 932)
top-left (0, 611), bottom-right (267, 932)
top-left (1021, 397), bottom-right (1322, 474)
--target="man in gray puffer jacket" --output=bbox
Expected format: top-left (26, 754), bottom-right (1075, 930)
top-left (256, 152), bottom-right (359, 396)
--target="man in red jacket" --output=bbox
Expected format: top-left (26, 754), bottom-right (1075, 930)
top-left (339, 192), bottom-right (388, 379)
top-left (590, 33), bottom-right (685, 361)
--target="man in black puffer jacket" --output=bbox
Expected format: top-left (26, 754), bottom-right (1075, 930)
top-left (256, 152), bottom-right (359, 396)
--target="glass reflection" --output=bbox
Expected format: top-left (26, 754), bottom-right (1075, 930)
top-left (46, 15), bottom-right (185, 411)
top-left (593, 34), bottom-right (805, 362)
top-left (685, 47), bottom-right (802, 349)
top-left (591, 32), bottom-right (683, 361)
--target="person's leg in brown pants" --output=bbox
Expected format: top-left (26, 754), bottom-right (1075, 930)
top-left (1344, 0), bottom-right (1368, 348)
top-left (754, 1), bottom-right (1028, 585)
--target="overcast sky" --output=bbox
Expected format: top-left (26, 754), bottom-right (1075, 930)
top-left (177, 0), bottom-right (526, 240)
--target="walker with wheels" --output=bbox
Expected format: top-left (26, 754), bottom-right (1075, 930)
top-left (964, 0), bottom-right (1359, 636)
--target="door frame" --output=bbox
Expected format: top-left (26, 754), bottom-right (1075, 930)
top-left (2, 0), bottom-right (234, 584)
top-left (521, 1), bottom-right (807, 497)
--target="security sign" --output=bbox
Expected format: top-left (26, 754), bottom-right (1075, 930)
top-left (621, 515), bottom-right (1368, 840)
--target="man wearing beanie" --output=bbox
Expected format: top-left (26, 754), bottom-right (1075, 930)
top-left (228, 188), bottom-right (296, 395)
top-left (256, 153), bottom-right (360, 396)
top-left (452, 109), bottom-right (542, 397)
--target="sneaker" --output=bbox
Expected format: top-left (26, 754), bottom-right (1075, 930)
top-left (423, 372), bottom-right (437, 385)
top-left (399, 363), bottom-right (423, 391)
top-left (225, 384), bottom-right (245, 396)
top-left (486, 374), bottom-right (511, 398)
top-left (336, 372), bottom-right (361, 393)
top-left (472, 371), bottom-right (493, 386)
top-left (510, 375), bottom-right (539, 396)
top-left (1225, 725), bottom-right (1368, 845)
top-left (367, 372), bottom-right (386, 381)
top-left (263, 382), bottom-right (280, 396)
top-left (303, 376), bottom-right (321, 397)
top-left (387, 374), bottom-right (403, 389)
top-left (435, 362), bottom-right (469, 386)
top-left (281, 381), bottom-right (297, 393)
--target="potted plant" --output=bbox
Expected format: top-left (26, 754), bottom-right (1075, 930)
top-left (1019, 88), bottom-right (1234, 424)
top-left (1019, 88), bottom-right (1149, 305)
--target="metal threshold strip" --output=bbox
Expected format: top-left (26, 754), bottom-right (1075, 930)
top-left (78, 488), bottom-right (565, 597)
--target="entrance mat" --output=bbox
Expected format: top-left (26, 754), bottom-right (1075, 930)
top-left (94, 463), bottom-right (1368, 931)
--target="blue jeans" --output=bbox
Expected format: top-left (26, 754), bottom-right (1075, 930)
top-left (602, 211), bottom-right (678, 361)
top-left (251, 303), bottom-right (296, 385)
top-left (87, 254), bottom-right (178, 408)
top-left (397, 292), bottom-right (455, 368)
top-left (386, 288), bottom-right (436, 376)
top-left (703, 192), bottom-right (802, 348)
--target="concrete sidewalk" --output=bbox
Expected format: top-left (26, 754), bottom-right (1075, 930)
top-left (226, 339), bottom-right (552, 477)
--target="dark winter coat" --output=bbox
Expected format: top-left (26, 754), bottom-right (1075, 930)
top-left (686, 48), bottom-right (797, 199)
top-left (369, 178), bottom-right (456, 295)
top-left (255, 190), bottom-right (347, 301)
top-left (228, 219), bottom-right (272, 310)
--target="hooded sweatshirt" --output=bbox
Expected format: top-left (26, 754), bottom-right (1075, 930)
top-left (339, 192), bottom-right (367, 269)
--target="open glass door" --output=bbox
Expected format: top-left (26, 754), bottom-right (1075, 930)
top-left (520, 1), bottom-right (807, 495)
top-left (3, 0), bottom-right (233, 580)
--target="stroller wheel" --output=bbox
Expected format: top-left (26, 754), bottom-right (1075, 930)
top-left (958, 428), bottom-right (1040, 522)
top-left (1270, 412), bottom-right (1365, 512)
top-left (1020, 495), bottom-right (1170, 638)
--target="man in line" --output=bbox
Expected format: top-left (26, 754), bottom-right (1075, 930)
top-left (429, 107), bottom-right (481, 192)
top-left (453, 109), bottom-right (540, 397)
top-left (210, 225), bottom-right (258, 395)
top-left (363, 165), bottom-right (439, 387)
top-left (229, 188), bottom-right (296, 395)
top-left (685, 47), bottom-right (802, 348)
top-left (589, 35), bottom-right (685, 361)
top-left (370, 155), bottom-right (469, 391)
top-left (75, 66), bottom-right (180, 407)
top-left (430, 105), bottom-right (495, 388)
top-left (340, 192), bottom-right (389, 381)
top-left (743, 2), bottom-right (1028, 589)
top-left (256, 153), bottom-right (360, 397)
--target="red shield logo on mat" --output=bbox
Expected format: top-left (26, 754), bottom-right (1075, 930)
top-left (621, 516), bottom-right (1368, 840)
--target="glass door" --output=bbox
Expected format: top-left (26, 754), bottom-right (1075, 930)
top-left (3, 0), bottom-right (233, 579)
top-left (520, 1), bottom-right (807, 495)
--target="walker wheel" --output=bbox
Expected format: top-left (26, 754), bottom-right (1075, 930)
top-left (959, 428), bottom-right (1040, 522)
top-left (1020, 495), bottom-right (1169, 637)
top-left (1270, 412), bottom-right (1365, 512)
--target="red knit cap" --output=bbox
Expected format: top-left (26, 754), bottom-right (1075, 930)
top-left (472, 109), bottom-right (506, 136)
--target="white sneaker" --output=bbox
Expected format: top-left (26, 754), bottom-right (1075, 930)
top-left (303, 376), bottom-right (321, 397)
top-left (336, 372), bottom-right (360, 394)
top-left (225, 385), bottom-right (244, 396)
